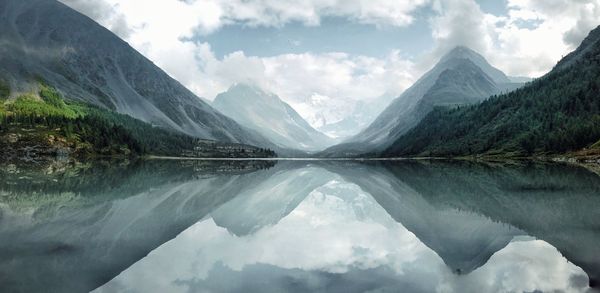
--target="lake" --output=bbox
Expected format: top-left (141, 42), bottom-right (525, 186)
top-left (0, 159), bottom-right (599, 293)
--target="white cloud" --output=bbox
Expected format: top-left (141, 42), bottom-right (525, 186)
top-left (207, 0), bottom-right (429, 30)
top-left (68, 0), bottom-right (428, 36)
top-left (192, 48), bottom-right (416, 128)
top-left (57, 0), bottom-right (131, 38)
top-left (435, 240), bottom-right (588, 293)
top-left (61, 0), bottom-right (600, 132)
top-left (507, 0), bottom-right (600, 47)
top-left (60, 0), bottom-right (420, 131)
top-left (426, 0), bottom-right (600, 78)
top-left (95, 178), bottom-right (588, 293)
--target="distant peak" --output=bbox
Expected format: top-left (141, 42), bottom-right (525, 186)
top-left (437, 46), bottom-right (511, 84)
top-left (217, 82), bottom-right (282, 105)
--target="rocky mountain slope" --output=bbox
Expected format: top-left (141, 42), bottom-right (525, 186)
top-left (213, 84), bottom-right (334, 152)
top-left (385, 26), bottom-right (600, 157)
top-left (0, 0), bottom-right (272, 148)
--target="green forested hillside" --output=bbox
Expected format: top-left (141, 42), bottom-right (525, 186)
top-left (0, 84), bottom-right (276, 158)
top-left (384, 26), bottom-right (600, 157)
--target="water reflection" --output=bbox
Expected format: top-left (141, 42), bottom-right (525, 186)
top-left (0, 159), bottom-right (276, 293)
top-left (1, 159), bottom-right (599, 293)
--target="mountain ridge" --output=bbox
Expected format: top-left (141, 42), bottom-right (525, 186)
top-left (0, 0), bottom-right (275, 149)
top-left (213, 83), bottom-right (334, 152)
top-left (384, 25), bottom-right (600, 157)
top-left (321, 46), bottom-right (519, 157)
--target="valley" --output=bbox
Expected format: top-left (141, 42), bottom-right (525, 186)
top-left (1, 1), bottom-right (599, 293)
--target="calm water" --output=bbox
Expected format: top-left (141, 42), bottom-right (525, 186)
top-left (1, 159), bottom-right (599, 293)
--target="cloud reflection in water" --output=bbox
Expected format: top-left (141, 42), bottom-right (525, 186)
top-left (95, 176), bottom-right (588, 293)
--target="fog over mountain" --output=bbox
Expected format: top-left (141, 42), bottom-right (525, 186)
top-left (213, 84), bottom-right (335, 152)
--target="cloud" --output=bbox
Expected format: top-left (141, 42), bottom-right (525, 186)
top-left (95, 177), bottom-right (587, 293)
top-left (564, 13), bottom-right (600, 47)
top-left (190, 47), bottom-right (416, 128)
top-left (424, 0), bottom-right (600, 78)
top-left (217, 0), bottom-right (429, 29)
top-left (60, 0), bottom-right (600, 132)
top-left (70, 0), bottom-right (428, 37)
top-left (57, 0), bottom-right (132, 38)
top-left (429, 0), bottom-right (490, 53)
top-left (59, 0), bottom-right (420, 130)
top-left (437, 239), bottom-right (589, 293)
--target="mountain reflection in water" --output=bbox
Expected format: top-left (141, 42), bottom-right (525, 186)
top-left (0, 159), bottom-right (598, 293)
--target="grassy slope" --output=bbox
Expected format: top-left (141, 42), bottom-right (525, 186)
top-left (384, 29), bottom-right (600, 158)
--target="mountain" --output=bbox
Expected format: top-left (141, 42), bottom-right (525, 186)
top-left (322, 46), bottom-right (522, 157)
top-left (213, 84), bottom-right (334, 152)
top-left (0, 0), bottom-right (272, 148)
top-left (385, 25), bottom-right (600, 157)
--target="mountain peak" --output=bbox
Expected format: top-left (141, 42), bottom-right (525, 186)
top-left (447, 45), bottom-right (476, 54)
top-left (419, 58), bottom-right (498, 108)
top-left (213, 83), bottom-right (334, 151)
top-left (442, 46), bottom-right (479, 61)
top-left (218, 83), bottom-right (279, 105)
top-left (438, 46), bottom-right (510, 84)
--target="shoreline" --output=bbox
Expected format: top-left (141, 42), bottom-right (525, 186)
top-left (146, 154), bottom-right (600, 163)
top-left (145, 155), bottom-right (600, 174)
top-left (145, 155), bottom-right (419, 161)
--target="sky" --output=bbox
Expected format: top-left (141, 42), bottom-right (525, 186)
top-left (59, 0), bottom-right (600, 129)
